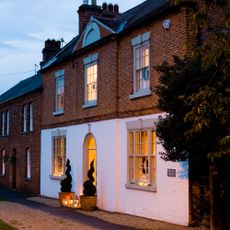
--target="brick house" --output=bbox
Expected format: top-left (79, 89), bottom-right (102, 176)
top-left (40, 0), bottom-right (193, 225)
top-left (0, 74), bottom-right (42, 194)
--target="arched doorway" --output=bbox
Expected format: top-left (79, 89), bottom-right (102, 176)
top-left (84, 134), bottom-right (97, 186)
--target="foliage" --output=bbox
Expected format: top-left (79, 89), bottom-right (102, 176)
top-left (83, 160), bottom-right (96, 196)
top-left (60, 159), bottom-right (72, 192)
top-left (0, 219), bottom-right (16, 230)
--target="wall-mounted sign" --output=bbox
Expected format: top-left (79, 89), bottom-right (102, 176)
top-left (167, 168), bottom-right (176, 177)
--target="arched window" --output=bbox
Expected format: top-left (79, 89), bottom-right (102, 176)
top-left (84, 134), bottom-right (97, 185)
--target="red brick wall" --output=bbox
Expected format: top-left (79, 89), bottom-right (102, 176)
top-left (0, 90), bottom-right (42, 194)
top-left (41, 7), bottom-right (191, 129)
top-left (42, 41), bottom-right (118, 128)
top-left (118, 8), bottom-right (189, 117)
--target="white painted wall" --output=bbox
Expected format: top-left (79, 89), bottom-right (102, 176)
top-left (40, 113), bottom-right (189, 226)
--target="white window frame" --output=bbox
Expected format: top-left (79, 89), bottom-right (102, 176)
top-left (6, 110), bottom-right (10, 135)
top-left (1, 149), bottom-right (5, 176)
top-left (26, 148), bottom-right (31, 179)
top-left (29, 103), bottom-right (33, 131)
top-left (82, 54), bottom-right (98, 109)
top-left (126, 118), bottom-right (157, 192)
top-left (23, 104), bottom-right (27, 132)
top-left (53, 70), bottom-right (64, 116)
top-left (129, 32), bottom-right (152, 99)
top-left (1, 112), bottom-right (5, 136)
top-left (52, 134), bottom-right (66, 177)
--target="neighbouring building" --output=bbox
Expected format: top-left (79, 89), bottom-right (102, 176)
top-left (0, 74), bottom-right (42, 194)
top-left (40, 0), bottom-right (192, 226)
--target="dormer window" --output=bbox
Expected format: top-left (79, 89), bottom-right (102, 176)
top-left (82, 21), bottom-right (101, 48)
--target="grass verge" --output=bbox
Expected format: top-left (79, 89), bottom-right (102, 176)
top-left (0, 219), bottom-right (16, 230)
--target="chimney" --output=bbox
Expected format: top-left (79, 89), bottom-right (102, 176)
top-left (78, 0), bottom-right (102, 34)
top-left (41, 39), bottom-right (61, 66)
top-left (101, 2), bottom-right (120, 18)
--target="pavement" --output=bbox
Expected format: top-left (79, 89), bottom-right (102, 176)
top-left (0, 188), bottom-right (203, 230)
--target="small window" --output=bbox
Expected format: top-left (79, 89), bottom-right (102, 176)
top-left (127, 130), bottom-right (156, 190)
top-left (6, 110), bottom-right (10, 135)
top-left (54, 71), bottom-right (64, 114)
top-left (83, 54), bottom-right (98, 108)
top-left (26, 148), bottom-right (31, 179)
top-left (0, 149), bottom-right (5, 176)
top-left (1, 112), bottom-right (5, 136)
top-left (23, 104), bottom-right (27, 132)
top-left (29, 103), bottom-right (33, 131)
top-left (52, 136), bottom-right (66, 177)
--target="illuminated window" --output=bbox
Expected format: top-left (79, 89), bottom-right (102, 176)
top-left (29, 103), bottom-right (33, 131)
top-left (26, 148), bottom-right (31, 179)
top-left (130, 32), bottom-right (151, 99)
top-left (1, 112), bottom-right (5, 136)
top-left (86, 64), bottom-right (97, 102)
top-left (128, 130), bottom-right (156, 189)
top-left (54, 70), bottom-right (64, 114)
top-left (83, 54), bottom-right (98, 108)
top-left (0, 149), bottom-right (5, 176)
top-left (52, 136), bottom-right (66, 177)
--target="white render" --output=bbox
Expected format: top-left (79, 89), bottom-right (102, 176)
top-left (40, 113), bottom-right (189, 226)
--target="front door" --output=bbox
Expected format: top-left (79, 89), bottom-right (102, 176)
top-left (84, 134), bottom-right (97, 186)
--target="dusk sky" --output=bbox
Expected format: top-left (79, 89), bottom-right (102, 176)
top-left (0, 0), bottom-right (144, 95)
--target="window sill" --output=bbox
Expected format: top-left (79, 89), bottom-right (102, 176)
top-left (0, 135), bottom-right (9, 137)
top-left (82, 100), bottom-right (97, 109)
top-left (125, 183), bottom-right (156, 192)
top-left (24, 178), bottom-right (31, 182)
top-left (129, 89), bottom-right (152, 99)
top-left (53, 110), bottom-right (64, 116)
top-left (50, 175), bottom-right (65, 180)
top-left (0, 174), bottom-right (6, 177)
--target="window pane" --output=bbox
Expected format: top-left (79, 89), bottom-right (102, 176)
top-left (86, 64), bottom-right (97, 102)
top-left (129, 156), bottom-right (134, 181)
top-left (129, 132), bottom-right (134, 155)
top-left (150, 157), bottom-right (155, 184)
top-left (141, 131), bottom-right (148, 155)
top-left (56, 77), bottom-right (64, 111)
top-left (53, 137), bottom-right (66, 176)
top-left (152, 131), bottom-right (156, 155)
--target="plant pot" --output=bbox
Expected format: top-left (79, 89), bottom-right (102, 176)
top-left (59, 192), bottom-right (75, 206)
top-left (79, 195), bottom-right (97, 211)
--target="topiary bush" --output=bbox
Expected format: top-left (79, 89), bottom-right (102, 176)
top-left (83, 159), bottom-right (96, 196)
top-left (60, 159), bottom-right (72, 192)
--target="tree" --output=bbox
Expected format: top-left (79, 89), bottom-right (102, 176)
top-left (156, 1), bottom-right (230, 229)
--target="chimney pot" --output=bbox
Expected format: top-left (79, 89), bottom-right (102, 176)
top-left (91, 0), bottom-right (97, 5)
top-left (83, 0), bottom-right (88, 4)
top-left (108, 3), bottom-right (113, 12)
top-left (114, 4), bottom-right (119, 14)
top-left (102, 2), bottom-right (108, 11)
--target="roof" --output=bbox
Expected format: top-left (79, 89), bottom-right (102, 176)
top-left (93, 0), bottom-right (170, 33)
top-left (41, 36), bottom-right (80, 69)
top-left (0, 73), bottom-right (42, 104)
top-left (41, 0), bottom-right (173, 70)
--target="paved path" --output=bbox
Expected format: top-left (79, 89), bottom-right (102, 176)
top-left (0, 188), bottom-right (204, 230)
top-left (0, 188), bottom-right (138, 230)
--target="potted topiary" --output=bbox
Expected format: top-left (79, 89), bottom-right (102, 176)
top-left (59, 159), bottom-right (75, 206)
top-left (80, 159), bottom-right (97, 211)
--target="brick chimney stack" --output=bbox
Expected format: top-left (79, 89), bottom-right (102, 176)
top-left (78, 1), bottom-right (120, 34)
top-left (41, 39), bottom-right (61, 66)
top-left (78, 0), bottom-right (102, 34)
